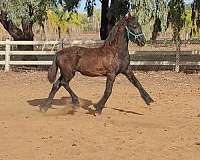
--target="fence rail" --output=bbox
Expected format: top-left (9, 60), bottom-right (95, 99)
top-left (0, 39), bottom-right (200, 72)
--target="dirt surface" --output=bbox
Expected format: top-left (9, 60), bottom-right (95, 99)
top-left (0, 70), bottom-right (200, 160)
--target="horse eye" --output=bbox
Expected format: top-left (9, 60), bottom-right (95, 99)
top-left (133, 25), bottom-right (137, 29)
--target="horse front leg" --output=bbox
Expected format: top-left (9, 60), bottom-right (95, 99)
top-left (94, 74), bottom-right (116, 114)
top-left (123, 66), bottom-right (154, 105)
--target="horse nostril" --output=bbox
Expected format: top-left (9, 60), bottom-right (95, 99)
top-left (139, 41), bottom-right (145, 46)
top-left (141, 41), bottom-right (145, 46)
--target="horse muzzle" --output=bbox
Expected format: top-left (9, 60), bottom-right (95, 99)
top-left (136, 36), bottom-right (145, 46)
top-left (137, 40), bottom-right (145, 46)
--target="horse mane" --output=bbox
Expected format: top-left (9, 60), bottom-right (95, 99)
top-left (104, 17), bottom-right (126, 45)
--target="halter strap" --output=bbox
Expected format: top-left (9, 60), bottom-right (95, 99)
top-left (125, 26), bottom-right (144, 40)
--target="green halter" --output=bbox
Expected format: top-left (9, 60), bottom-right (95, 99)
top-left (125, 26), bottom-right (144, 40)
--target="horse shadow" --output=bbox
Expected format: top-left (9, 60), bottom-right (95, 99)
top-left (110, 107), bottom-right (144, 115)
top-left (27, 97), bottom-right (96, 115)
top-left (27, 97), bottom-right (144, 116)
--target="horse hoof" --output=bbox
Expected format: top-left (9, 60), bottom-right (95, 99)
top-left (94, 110), bottom-right (102, 116)
top-left (146, 97), bottom-right (154, 105)
top-left (93, 105), bottom-right (103, 115)
top-left (39, 106), bottom-right (49, 113)
top-left (149, 97), bottom-right (154, 103)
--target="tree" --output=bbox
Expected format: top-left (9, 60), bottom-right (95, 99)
top-left (81, 0), bottom-right (130, 40)
top-left (0, 0), bottom-right (98, 39)
top-left (0, 0), bottom-right (52, 43)
top-left (47, 9), bottom-right (81, 39)
top-left (130, 0), bottom-right (168, 41)
top-left (167, 0), bottom-right (185, 41)
top-left (56, 0), bottom-right (168, 41)
top-left (0, 0), bottom-right (55, 60)
top-left (0, 0), bottom-right (82, 42)
top-left (167, 0), bottom-right (185, 72)
top-left (100, 0), bottom-right (130, 40)
top-left (184, 5), bottom-right (192, 39)
top-left (100, 0), bottom-right (109, 40)
top-left (0, 0), bottom-right (192, 42)
top-left (191, 0), bottom-right (200, 36)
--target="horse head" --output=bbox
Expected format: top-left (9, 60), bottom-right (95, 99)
top-left (125, 13), bottom-right (145, 46)
top-left (105, 13), bottom-right (145, 47)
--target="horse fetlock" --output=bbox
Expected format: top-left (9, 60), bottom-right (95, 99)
top-left (53, 83), bottom-right (60, 90)
top-left (72, 97), bottom-right (79, 105)
top-left (94, 103), bottom-right (104, 114)
top-left (145, 96), bottom-right (154, 105)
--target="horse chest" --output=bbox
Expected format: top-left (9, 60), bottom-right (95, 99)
top-left (117, 54), bottom-right (130, 72)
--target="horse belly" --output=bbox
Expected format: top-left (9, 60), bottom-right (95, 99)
top-left (77, 56), bottom-right (107, 76)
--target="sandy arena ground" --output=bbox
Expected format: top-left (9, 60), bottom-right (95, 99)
top-left (0, 70), bottom-right (200, 160)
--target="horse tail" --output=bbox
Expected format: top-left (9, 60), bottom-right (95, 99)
top-left (48, 54), bottom-right (58, 83)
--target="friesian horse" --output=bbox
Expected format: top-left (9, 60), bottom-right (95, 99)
top-left (40, 13), bottom-right (154, 114)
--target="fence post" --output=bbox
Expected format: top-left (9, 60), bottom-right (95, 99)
top-left (5, 39), bottom-right (11, 72)
top-left (175, 40), bottom-right (180, 72)
top-left (57, 39), bottom-right (64, 76)
top-left (59, 39), bottom-right (64, 50)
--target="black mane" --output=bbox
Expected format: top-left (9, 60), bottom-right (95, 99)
top-left (104, 17), bottom-right (126, 45)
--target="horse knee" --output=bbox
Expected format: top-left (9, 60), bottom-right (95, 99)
top-left (125, 68), bottom-right (133, 76)
top-left (52, 81), bottom-right (61, 90)
top-left (60, 79), bottom-right (67, 86)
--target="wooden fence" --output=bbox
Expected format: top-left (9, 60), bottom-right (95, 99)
top-left (0, 39), bottom-right (200, 72)
top-left (0, 39), bottom-right (104, 72)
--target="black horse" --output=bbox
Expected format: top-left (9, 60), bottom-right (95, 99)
top-left (40, 13), bottom-right (154, 114)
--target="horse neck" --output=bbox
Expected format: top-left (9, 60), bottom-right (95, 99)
top-left (104, 21), bottom-right (129, 57)
top-left (112, 27), bottom-right (129, 55)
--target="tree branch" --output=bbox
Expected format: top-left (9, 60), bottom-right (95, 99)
top-left (22, 19), bottom-right (34, 40)
top-left (0, 10), bottom-right (23, 40)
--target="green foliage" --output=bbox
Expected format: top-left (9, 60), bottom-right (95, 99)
top-left (109, 0), bottom-right (130, 19)
top-left (0, 0), bottom-right (195, 41)
top-left (0, 0), bottom-right (54, 26)
top-left (47, 7), bottom-right (83, 39)
top-left (191, 0), bottom-right (200, 35)
top-left (94, 9), bottom-right (101, 21)
top-left (130, 0), bottom-right (168, 40)
top-left (85, 0), bottom-right (96, 16)
top-left (185, 7), bottom-right (192, 33)
top-left (79, 9), bottom-right (100, 32)
top-left (58, 0), bottom-right (97, 17)
top-left (47, 8), bottom-right (100, 34)
top-left (0, 0), bottom-right (96, 29)
top-left (167, 0), bottom-right (185, 41)
top-left (58, 0), bottom-right (80, 12)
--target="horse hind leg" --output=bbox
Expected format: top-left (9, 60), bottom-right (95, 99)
top-left (61, 72), bottom-right (79, 105)
top-left (40, 76), bottom-right (62, 112)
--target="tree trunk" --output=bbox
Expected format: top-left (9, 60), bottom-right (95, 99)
top-left (0, 11), bottom-right (37, 61)
top-left (107, 0), bottom-right (116, 33)
top-left (12, 37), bottom-right (37, 62)
top-left (175, 39), bottom-right (181, 72)
top-left (151, 17), bottom-right (161, 42)
top-left (16, 20), bottom-right (37, 61)
top-left (100, 0), bottom-right (109, 40)
top-left (58, 26), bottom-right (61, 40)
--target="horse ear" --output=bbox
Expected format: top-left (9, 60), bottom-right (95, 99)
top-left (125, 12), bottom-right (131, 20)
